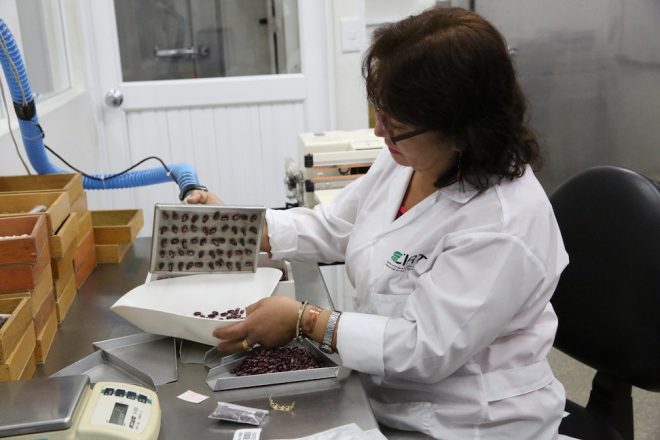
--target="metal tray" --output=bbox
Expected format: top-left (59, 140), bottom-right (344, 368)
top-left (151, 204), bottom-right (265, 275)
top-left (206, 339), bottom-right (340, 391)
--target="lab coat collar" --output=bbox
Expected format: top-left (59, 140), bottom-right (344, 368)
top-left (438, 180), bottom-right (481, 204)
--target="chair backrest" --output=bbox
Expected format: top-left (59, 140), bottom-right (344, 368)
top-left (549, 166), bottom-right (660, 391)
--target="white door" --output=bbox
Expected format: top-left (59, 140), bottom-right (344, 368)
top-left (82, 0), bottom-right (331, 232)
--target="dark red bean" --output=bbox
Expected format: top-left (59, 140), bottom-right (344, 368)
top-left (236, 263), bottom-right (242, 271)
top-left (234, 250), bottom-right (243, 256)
top-left (172, 212), bottom-right (179, 220)
top-left (171, 238), bottom-right (179, 245)
top-left (239, 238), bottom-right (245, 246)
top-left (160, 226), bottom-right (168, 234)
top-left (221, 224), bottom-right (229, 232)
top-left (191, 237), bottom-right (198, 244)
top-left (191, 225), bottom-right (198, 233)
top-left (160, 238), bottom-right (167, 248)
top-left (232, 214), bottom-right (240, 221)
top-left (221, 214), bottom-right (229, 221)
top-left (208, 262), bottom-right (215, 270)
top-left (182, 213), bottom-right (189, 222)
top-left (245, 249), bottom-right (252, 256)
top-left (240, 214), bottom-right (248, 221)
top-left (187, 250), bottom-right (194, 256)
top-left (226, 261), bottom-right (233, 270)
top-left (186, 262), bottom-right (194, 270)
top-left (168, 250), bottom-right (175, 258)
top-left (230, 238), bottom-right (238, 246)
top-left (182, 239), bottom-right (187, 249)
top-left (158, 262), bottom-right (165, 270)
top-left (217, 249), bottom-right (224, 255)
top-left (245, 261), bottom-right (254, 268)
top-left (198, 250), bottom-right (205, 258)
top-left (191, 214), bottom-right (199, 223)
top-left (216, 260), bottom-right (224, 267)
top-left (212, 238), bottom-right (220, 247)
top-left (209, 227), bottom-right (217, 234)
top-left (172, 224), bottom-right (178, 234)
top-left (240, 226), bottom-right (247, 236)
top-left (202, 214), bottom-right (209, 223)
top-left (209, 250), bottom-right (216, 258)
top-left (248, 238), bottom-right (257, 245)
top-left (177, 262), bottom-right (184, 271)
top-left (160, 250), bottom-right (166, 257)
top-left (202, 226), bottom-right (209, 236)
top-left (182, 225), bottom-right (188, 233)
top-left (219, 238), bottom-right (226, 244)
top-left (249, 214), bottom-right (258, 222)
top-left (194, 262), bottom-right (203, 268)
top-left (231, 226), bottom-right (238, 235)
top-left (213, 211), bottom-right (220, 220)
top-left (193, 311), bottom-right (201, 316)
top-left (162, 211), bottom-right (169, 220)
top-left (249, 226), bottom-right (258, 235)
top-left (168, 262), bottom-right (174, 271)
top-left (227, 250), bottom-right (233, 259)
top-left (200, 238), bottom-right (207, 246)
top-left (177, 249), bottom-right (185, 256)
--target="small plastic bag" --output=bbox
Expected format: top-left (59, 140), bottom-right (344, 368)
top-left (209, 402), bottom-right (269, 426)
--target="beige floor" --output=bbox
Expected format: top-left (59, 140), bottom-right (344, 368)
top-left (549, 349), bottom-right (660, 440)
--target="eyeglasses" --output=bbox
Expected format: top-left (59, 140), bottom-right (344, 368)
top-left (375, 110), bottom-right (431, 145)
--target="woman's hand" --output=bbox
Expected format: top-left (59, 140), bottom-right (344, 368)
top-left (184, 189), bottom-right (223, 205)
top-left (213, 296), bottom-right (301, 352)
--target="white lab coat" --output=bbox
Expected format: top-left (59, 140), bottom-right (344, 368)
top-left (266, 149), bottom-right (568, 439)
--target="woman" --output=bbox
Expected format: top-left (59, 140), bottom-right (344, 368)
top-left (188, 6), bottom-right (568, 439)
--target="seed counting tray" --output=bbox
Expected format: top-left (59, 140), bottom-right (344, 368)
top-left (206, 339), bottom-right (339, 391)
top-left (151, 204), bottom-right (264, 275)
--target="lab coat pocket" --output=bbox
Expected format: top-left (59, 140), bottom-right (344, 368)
top-left (368, 268), bottom-right (415, 316)
top-left (482, 360), bottom-right (554, 403)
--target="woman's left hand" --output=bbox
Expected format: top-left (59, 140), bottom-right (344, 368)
top-left (213, 296), bottom-right (301, 352)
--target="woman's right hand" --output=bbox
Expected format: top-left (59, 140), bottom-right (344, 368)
top-left (184, 189), bottom-right (223, 205)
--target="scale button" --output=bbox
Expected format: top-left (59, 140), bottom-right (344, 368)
top-left (114, 389), bottom-right (126, 397)
top-left (127, 391), bottom-right (137, 400)
top-left (103, 388), bottom-right (114, 395)
top-left (138, 394), bottom-right (147, 403)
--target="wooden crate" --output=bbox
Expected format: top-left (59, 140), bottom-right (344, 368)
top-left (19, 350), bottom-right (36, 380)
top-left (0, 241), bottom-right (51, 293)
top-left (0, 215), bottom-right (48, 265)
top-left (95, 242), bottom-right (132, 264)
top-left (51, 242), bottom-right (75, 280)
top-left (48, 213), bottom-right (78, 259)
top-left (73, 229), bottom-right (96, 289)
top-left (33, 292), bottom-right (55, 336)
top-left (92, 209), bottom-right (144, 244)
top-left (0, 324), bottom-right (36, 381)
top-left (56, 275), bottom-right (76, 323)
top-left (6, 266), bottom-right (54, 317)
top-left (77, 211), bottom-right (93, 246)
top-left (0, 174), bottom-right (83, 205)
top-left (36, 307), bottom-right (57, 364)
top-left (54, 268), bottom-right (74, 299)
top-left (0, 192), bottom-right (70, 234)
top-left (0, 298), bottom-right (31, 363)
top-left (70, 192), bottom-right (88, 214)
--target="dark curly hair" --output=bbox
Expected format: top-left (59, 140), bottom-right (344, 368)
top-left (363, 7), bottom-right (541, 190)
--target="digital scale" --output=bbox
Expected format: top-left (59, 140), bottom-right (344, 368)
top-left (0, 375), bottom-right (160, 439)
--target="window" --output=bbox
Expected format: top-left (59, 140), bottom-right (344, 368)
top-left (15, 0), bottom-right (71, 100)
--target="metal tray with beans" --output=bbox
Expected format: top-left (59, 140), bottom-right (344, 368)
top-left (206, 339), bottom-right (340, 391)
top-left (150, 204), bottom-right (265, 275)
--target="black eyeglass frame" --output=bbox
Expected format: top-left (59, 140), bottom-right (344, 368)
top-left (375, 109), bottom-right (432, 145)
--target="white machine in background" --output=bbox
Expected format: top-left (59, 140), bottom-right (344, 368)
top-left (285, 129), bottom-right (385, 208)
top-left (0, 375), bottom-right (160, 440)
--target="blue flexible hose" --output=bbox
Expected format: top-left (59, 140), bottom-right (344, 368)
top-left (0, 19), bottom-right (201, 197)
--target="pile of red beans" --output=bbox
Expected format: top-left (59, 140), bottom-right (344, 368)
top-left (231, 346), bottom-right (324, 376)
top-left (193, 307), bottom-right (246, 320)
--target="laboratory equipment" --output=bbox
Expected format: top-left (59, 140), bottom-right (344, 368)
top-left (0, 375), bottom-right (160, 439)
top-left (286, 129), bottom-right (385, 208)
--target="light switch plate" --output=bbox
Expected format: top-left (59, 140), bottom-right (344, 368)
top-left (340, 16), bottom-right (363, 53)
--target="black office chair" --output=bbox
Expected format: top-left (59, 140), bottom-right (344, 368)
top-left (549, 166), bottom-right (660, 440)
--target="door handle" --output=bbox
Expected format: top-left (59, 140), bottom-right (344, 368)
top-left (154, 45), bottom-right (210, 59)
top-left (105, 89), bottom-right (123, 107)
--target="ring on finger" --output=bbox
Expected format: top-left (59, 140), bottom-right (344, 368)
top-left (242, 338), bottom-right (253, 352)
